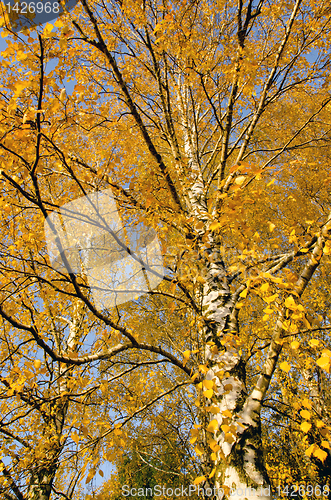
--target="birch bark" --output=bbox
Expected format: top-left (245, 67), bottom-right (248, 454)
top-left (176, 64), bottom-right (331, 494)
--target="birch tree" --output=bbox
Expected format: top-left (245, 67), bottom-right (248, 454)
top-left (1, 0), bottom-right (331, 498)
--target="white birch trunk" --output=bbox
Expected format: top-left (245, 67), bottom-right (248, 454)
top-left (175, 82), bottom-right (273, 497)
top-left (202, 276), bottom-right (272, 498)
top-left (200, 228), bottom-right (329, 498)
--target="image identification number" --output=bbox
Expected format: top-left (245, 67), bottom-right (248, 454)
top-left (6, 2), bottom-right (60, 14)
top-left (276, 485), bottom-right (330, 497)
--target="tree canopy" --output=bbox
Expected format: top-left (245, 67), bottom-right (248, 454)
top-left (0, 0), bottom-right (331, 499)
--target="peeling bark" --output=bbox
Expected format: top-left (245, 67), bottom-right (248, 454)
top-left (176, 49), bottom-right (331, 493)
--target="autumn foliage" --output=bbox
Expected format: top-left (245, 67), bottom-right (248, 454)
top-left (0, 0), bottom-right (331, 499)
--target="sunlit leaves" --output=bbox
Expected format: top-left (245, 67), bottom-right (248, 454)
top-left (300, 422), bottom-right (312, 434)
top-left (85, 469), bottom-right (96, 484)
top-left (194, 444), bottom-right (204, 456)
top-left (193, 476), bottom-right (206, 485)
top-left (280, 361), bottom-right (291, 373)
top-left (205, 405), bottom-right (220, 414)
top-left (206, 420), bottom-right (219, 433)
top-left (33, 359), bottom-right (42, 369)
top-left (284, 295), bottom-right (298, 310)
top-left (234, 175), bottom-right (246, 186)
top-left (71, 432), bottom-right (80, 445)
top-left (305, 444), bottom-right (328, 462)
top-left (316, 355), bottom-right (331, 373)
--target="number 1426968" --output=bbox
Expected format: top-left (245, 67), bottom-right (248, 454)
top-left (276, 485), bottom-right (330, 497)
top-left (5, 2), bottom-right (60, 14)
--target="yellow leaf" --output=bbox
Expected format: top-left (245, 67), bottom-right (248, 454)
top-left (81, 425), bottom-right (88, 437)
top-left (222, 410), bottom-right (232, 418)
top-left (85, 470), bottom-right (96, 484)
top-left (44, 23), bottom-right (54, 35)
top-left (309, 339), bottom-right (320, 347)
top-left (270, 277), bottom-right (283, 284)
top-left (34, 360), bottom-right (41, 369)
top-left (317, 356), bottom-right (331, 373)
top-left (291, 340), bottom-right (300, 350)
top-left (210, 221), bottom-right (222, 231)
top-left (223, 384), bottom-right (233, 391)
top-left (203, 380), bottom-right (214, 390)
top-left (235, 175), bottom-right (246, 186)
top-left (204, 389), bottom-right (213, 398)
top-left (313, 447), bottom-right (328, 462)
top-left (199, 364), bottom-right (208, 374)
top-left (193, 476), bottom-right (206, 485)
top-left (305, 444), bottom-right (317, 457)
top-left (209, 467), bottom-right (216, 478)
top-left (209, 441), bottom-right (220, 452)
top-left (230, 424), bottom-right (237, 434)
top-left (206, 406), bottom-right (220, 414)
top-left (302, 399), bottom-right (312, 409)
top-left (104, 451), bottom-right (116, 461)
top-left (321, 441), bottom-right (330, 449)
top-left (98, 470), bottom-right (104, 477)
top-left (221, 424), bottom-right (230, 433)
top-left (280, 361), bottom-right (291, 373)
top-left (195, 445), bottom-right (204, 456)
top-left (54, 18), bottom-right (64, 28)
top-left (210, 345), bottom-right (219, 355)
top-left (268, 222), bottom-right (276, 232)
top-left (206, 419), bottom-right (219, 433)
top-left (183, 350), bottom-right (191, 360)
top-left (260, 283), bottom-right (269, 292)
top-left (264, 293), bottom-right (278, 304)
top-left (300, 422), bottom-right (312, 433)
top-left (300, 410), bottom-right (311, 420)
top-left (59, 89), bottom-right (66, 103)
top-left (71, 432), bottom-right (80, 445)
top-left (210, 452), bottom-right (217, 461)
top-left (224, 433), bottom-right (235, 443)
top-left (190, 429), bottom-right (199, 444)
top-left (267, 178), bottom-right (275, 187)
top-left (285, 295), bottom-right (297, 310)
top-left (239, 289), bottom-right (248, 298)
